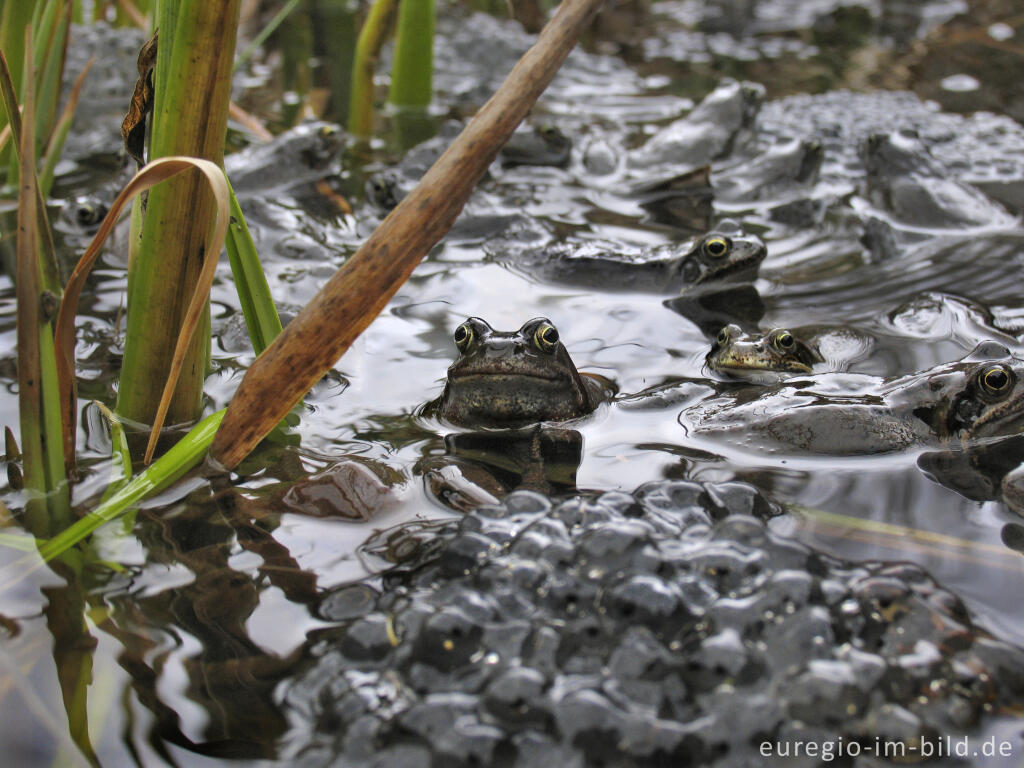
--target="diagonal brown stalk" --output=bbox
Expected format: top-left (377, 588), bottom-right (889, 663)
top-left (211, 0), bottom-right (605, 468)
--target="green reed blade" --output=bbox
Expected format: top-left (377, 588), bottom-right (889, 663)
top-left (234, 0), bottom-right (303, 72)
top-left (225, 181), bottom-right (282, 355)
top-left (0, 49), bottom-right (61, 293)
top-left (117, 0), bottom-right (241, 430)
top-left (35, 409), bottom-right (225, 563)
top-left (93, 402), bottom-right (132, 503)
top-left (389, 0), bottom-right (434, 109)
top-left (33, 0), bottom-right (71, 155)
top-left (39, 55), bottom-right (91, 198)
top-left (0, 0), bottom-right (35, 166)
top-left (348, 0), bottom-right (398, 137)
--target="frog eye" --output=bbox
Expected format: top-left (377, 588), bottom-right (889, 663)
top-left (453, 322), bottom-right (474, 353)
top-left (772, 330), bottom-right (796, 352)
top-left (702, 236), bottom-right (730, 259)
top-left (716, 327), bottom-right (731, 345)
top-left (980, 364), bottom-right (1013, 395)
top-left (534, 322), bottom-right (560, 353)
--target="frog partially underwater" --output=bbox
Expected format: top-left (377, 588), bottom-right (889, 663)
top-left (430, 317), bottom-right (614, 428)
top-left (705, 323), bottom-right (884, 382)
top-left (496, 219), bottom-right (766, 293)
top-left (423, 317), bottom-right (612, 510)
top-left (681, 342), bottom-right (1024, 456)
top-left (707, 324), bottom-right (824, 382)
top-left (861, 130), bottom-right (1018, 231)
top-left (627, 79), bottom-right (764, 171)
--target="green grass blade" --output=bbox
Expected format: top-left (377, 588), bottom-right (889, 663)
top-left (0, 0), bottom-right (35, 165)
top-left (38, 55), bottom-right (91, 197)
top-left (348, 0), bottom-right (398, 137)
top-left (11, 33), bottom-right (50, 534)
top-left (225, 180), bottom-right (282, 355)
top-left (234, 0), bottom-right (303, 72)
top-left (35, 409), bottom-right (225, 563)
top-left (39, 326), bottom-right (70, 525)
top-left (0, 531), bottom-right (43, 552)
top-left (0, 49), bottom-right (61, 293)
top-left (33, 0), bottom-right (72, 153)
top-left (94, 402), bottom-right (132, 503)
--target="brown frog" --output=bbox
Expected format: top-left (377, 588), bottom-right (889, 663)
top-left (433, 317), bottom-right (613, 428)
top-left (707, 324), bottom-right (823, 382)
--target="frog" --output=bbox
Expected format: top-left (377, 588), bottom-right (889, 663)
top-left (225, 121), bottom-right (345, 197)
top-left (431, 317), bottom-right (613, 428)
top-left (680, 342), bottom-right (1024, 456)
top-left (500, 124), bottom-right (573, 168)
top-left (861, 130), bottom-right (1017, 231)
top-left (496, 219), bottom-right (766, 293)
top-left (714, 137), bottom-right (824, 203)
top-left (707, 324), bottom-right (823, 382)
top-left (627, 79), bottom-right (765, 171)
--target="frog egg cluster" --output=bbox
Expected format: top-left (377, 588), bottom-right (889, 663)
top-left (281, 480), bottom-right (1024, 767)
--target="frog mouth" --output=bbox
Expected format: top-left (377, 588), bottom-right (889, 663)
top-left (695, 252), bottom-right (765, 284)
top-left (450, 371), bottom-right (564, 384)
top-left (964, 395), bottom-right (1024, 440)
top-left (715, 357), bottom-right (811, 374)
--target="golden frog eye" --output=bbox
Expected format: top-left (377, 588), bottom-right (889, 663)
top-left (772, 330), bottom-right (796, 352)
top-left (702, 236), bottom-right (730, 259)
top-left (716, 327), bottom-right (731, 345)
top-left (980, 364), bottom-right (1012, 395)
top-left (453, 322), bottom-right (474, 353)
top-left (534, 322), bottom-right (560, 352)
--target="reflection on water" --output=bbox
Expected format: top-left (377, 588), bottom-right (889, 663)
top-left (3, 0), bottom-right (1024, 764)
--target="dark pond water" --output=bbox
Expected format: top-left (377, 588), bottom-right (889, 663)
top-left (2, 0), bottom-right (1024, 765)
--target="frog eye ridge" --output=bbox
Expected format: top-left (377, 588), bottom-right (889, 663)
top-left (534, 321), bottom-right (560, 353)
top-left (702, 235), bottom-right (730, 259)
top-left (980, 364), bottom-right (1012, 395)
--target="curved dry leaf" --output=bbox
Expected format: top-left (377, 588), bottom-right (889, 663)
top-left (54, 156), bottom-right (230, 467)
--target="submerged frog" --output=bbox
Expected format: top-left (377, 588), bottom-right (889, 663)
top-left (432, 317), bottom-right (613, 428)
top-left (500, 219), bottom-right (766, 293)
top-left (628, 79), bottom-right (764, 170)
top-left (500, 124), bottom-right (572, 168)
top-left (225, 121), bottom-right (345, 197)
top-left (714, 137), bottom-right (824, 203)
top-left (707, 324), bottom-right (823, 382)
top-left (861, 130), bottom-right (1017, 230)
top-left (681, 342), bottom-right (1024, 456)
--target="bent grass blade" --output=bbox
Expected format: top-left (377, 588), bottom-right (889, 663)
top-left (53, 157), bottom-right (230, 467)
